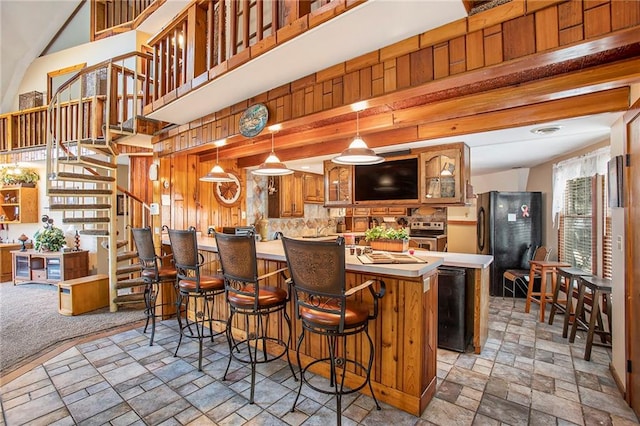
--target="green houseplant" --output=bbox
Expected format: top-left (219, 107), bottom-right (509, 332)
top-left (0, 167), bottom-right (39, 186)
top-left (364, 225), bottom-right (410, 252)
top-left (34, 226), bottom-right (67, 251)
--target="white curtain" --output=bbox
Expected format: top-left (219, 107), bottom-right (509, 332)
top-left (552, 146), bottom-right (610, 227)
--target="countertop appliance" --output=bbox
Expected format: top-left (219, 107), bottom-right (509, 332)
top-left (476, 191), bottom-right (542, 296)
top-left (409, 221), bottom-right (447, 251)
top-left (221, 226), bottom-right (255, 236)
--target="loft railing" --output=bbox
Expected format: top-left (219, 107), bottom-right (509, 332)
top-left (0, 106), bottom-right (48, 152)
top-left (92, 0), bottom-right (158, 40)
top-left (147, 0), bottom-right (342, 102)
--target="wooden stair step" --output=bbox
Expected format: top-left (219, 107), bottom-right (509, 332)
top-left (117, 264), bottom-right (141, 275)
top-left (58, 155), bottom-right (117, 170)
top-left (117, 251), bottom-right (138, 262)
top-left (62, 138), bottom-right (108, 147)
top-left (62, 217), bottom-right (110, 224)
top-left (116, 278), bottom-right (146, 290)
top-left (50, 204), bottom-right (111, 210)
top-left (53, 172), bottom-right (115, 183)
top-left (113, 294), bottom-right (146, 305)
top-left (79, 229), bottom-right (109, 236)
top-left (49, 188), bottom-right (113, 196)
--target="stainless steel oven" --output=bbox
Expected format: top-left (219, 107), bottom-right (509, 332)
top-left (409, 221), bottom-right (447, 251)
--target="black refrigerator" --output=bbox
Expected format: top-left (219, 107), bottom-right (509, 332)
top-left (476, 191), bottom-right (542, 296)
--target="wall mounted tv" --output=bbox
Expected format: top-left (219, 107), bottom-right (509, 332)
top-left (354, 157), bottom-right (419, 202)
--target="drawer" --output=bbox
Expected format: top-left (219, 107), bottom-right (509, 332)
top-left (32, 269), bottom-right (47, 281)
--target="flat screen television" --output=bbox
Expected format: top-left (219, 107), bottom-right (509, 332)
top-left (354, 157), bottom-right (419, 202)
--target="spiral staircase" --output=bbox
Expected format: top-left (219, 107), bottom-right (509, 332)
top-left (45, 52), bottom-right (162, 311)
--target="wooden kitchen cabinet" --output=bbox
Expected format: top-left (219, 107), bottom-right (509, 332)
top-left (1, 243), bottom-right (21, 282)
top-left (369, 207), bottom-right (408, 216)
top-left (345, 207), bottom-right (369, 216)
top-left (268, 172), bottom-right (304, 218)
top-left (345, 216), bottom-right (369, 232)
top-left (419, 142), bottom-right (470, 205)
top-left (303, 172), bottom-right (324, 204)
top-left (0, 186), bottom-right (38, 224)
top-left (324, 161), bottom-right (352, 206)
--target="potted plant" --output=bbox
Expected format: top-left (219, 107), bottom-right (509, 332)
top-left (33, 226), bottom-right (67, 252)
top-left (0, 167), bottom-right (39, 187)
top-left (364, 225), bottom-right (410, 252)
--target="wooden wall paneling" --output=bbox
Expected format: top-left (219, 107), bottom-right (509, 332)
top-left (584, 3), bottom-right (611, 38)
top-left (558, 0), bottom-right (584, 30)
top-left (343, 70), bottom-right (360, 105)
top-left (380, 36), bottom-right (419, 62)
top-left (332, 78), bottom-right (343, 108)
top-left (359, 67), bottom-right (373, 100)
top-left (396, 54), bottom-right (411, 90)
top-left (380, 276), bottom-right (398, 389)
top-left (433, 43), bottom-right (450, 80)
top-left (466, 31), bottom-right (485, 71)
top-left (559, 24), bottom-right (584, 45)
top-left (345, 50), bottom-right (379, 73)
top-left (535, 7), bottom-right (560, 52)
top-left (401, 278), bottom-right (420, 394)
top-left (304, 85), bottom-right (314, 115)
top-left (611, 0), bottom-right (640, 30)
top-left (172, 156), bottom-right (187, 229)
top-left (409, 47), bottom-right (434, 86)
top-left (322, 80), bottom-right (332, 110)
top-left (291, 89), bottom-right (305, 118)
top-left (502, 14), bottom-right (536, 60)
top-left (383, 59), bottom-right (397, 94)
top-left (371, 63), bottom-right (384, 97)
top-left (449, 36), bottom-right (467, 75)
top-left (468, 0), bottom-right (525, 33)
top-left (313, 82), bottom-right (323, 112)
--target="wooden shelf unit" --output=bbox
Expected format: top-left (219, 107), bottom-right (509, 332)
top-left (11, 250), bottom-right (89, 285)
top-left (0, 186), bottom-right (39, 224)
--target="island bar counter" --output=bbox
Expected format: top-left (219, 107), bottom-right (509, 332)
top-left (173, 237), bottom-right (492, 416)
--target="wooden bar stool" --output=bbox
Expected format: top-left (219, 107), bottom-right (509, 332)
top-left (525, 260), bottom-right (570, 322)
top-left (569, 275), bottom-right (612, 361)
top-left (547, 267), bottom-right (592, 337)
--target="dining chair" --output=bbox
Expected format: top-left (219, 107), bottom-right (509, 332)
top-left (282, 235), bottom-right (386, 426)
top-left (502, 246), bottom-right (551, 305)
top-left (166, 226), bottom-right (226, 371)
top-left (214, 231), bottom-right (296, 404)
top-left (129, 226), bottom-right (177, 346)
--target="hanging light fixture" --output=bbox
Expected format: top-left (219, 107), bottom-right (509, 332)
top-left (200, 140), bottom-right (234, 183)
top-left (252, 128), bottom-right (293, 176)
top-left (332, 104), bottom-right (383, 165)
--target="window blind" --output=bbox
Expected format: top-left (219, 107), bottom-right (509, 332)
top-left (559, 177), bottom-right (595, 273)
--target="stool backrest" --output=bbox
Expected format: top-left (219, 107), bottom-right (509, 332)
top-left (131, 226), bottom-right (160, 277)
top-left (533, 246), bottom-right (552, 262)
top-left (167, 227), bottom-right (202, 285)
top-left (214, 232), bottom-right (258, 283)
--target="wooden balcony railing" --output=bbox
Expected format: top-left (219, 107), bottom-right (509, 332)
top-left (91, 0), bottom-right (157, 40)
top-left (0, 106), bottom-right (49, 152)
top-left (147, 0), bottom-right (344, 104)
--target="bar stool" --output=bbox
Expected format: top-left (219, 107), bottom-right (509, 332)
top-left (569, 275), bottom-right (612, 361)
top-left (547, 266), bottom-right (592, 337)
top-left (214, 231), bottom-right (296, 404)
top-left (282, 236), bottom-right (386, 426)
top-left (525, 260), bottom-right (570, 322)
top-left (167, 226), bottom-right (226, 371)
top-left (130, 226), bottom-right (177, 346)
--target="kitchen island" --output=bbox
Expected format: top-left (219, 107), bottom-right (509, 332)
top-left (172, 237), bottom-right (491, 416)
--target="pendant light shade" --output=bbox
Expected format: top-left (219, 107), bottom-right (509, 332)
top-left (252, 132), bottom-right (293, 176)
top-left (200, 146), bottom-right (235, 182)
top-left (332, 110), bottom-right (383, 165)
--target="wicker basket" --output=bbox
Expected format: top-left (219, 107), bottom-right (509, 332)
top-left (369, 239), bottom-right (409, 253)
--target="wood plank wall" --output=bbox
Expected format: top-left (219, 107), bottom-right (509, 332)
top-left (154, 0), bottom-right (640, 156)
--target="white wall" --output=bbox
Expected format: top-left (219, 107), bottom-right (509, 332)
top-left (471, 168), bottom-right (530, 194)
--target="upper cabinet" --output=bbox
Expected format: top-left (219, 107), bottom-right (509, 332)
top-left (419, 143), bottom-right (470, 205)
top-left (0, 186), bottom-right (38, 224)
top-left (324, 161), bottom-right (352, 206)
top-left (268, 172), bottom-right (304, 218)
top-left (303, 173), bottom-right (324, 204)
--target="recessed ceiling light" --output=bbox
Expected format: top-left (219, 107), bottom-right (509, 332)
top-left (531, 125), bottom-right (562, 135)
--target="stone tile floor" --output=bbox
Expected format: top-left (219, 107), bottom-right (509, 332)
top-left (1, 297), bottom-right (638, 425)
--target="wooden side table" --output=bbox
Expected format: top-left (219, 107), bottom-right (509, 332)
top-left (525, 260), bottom-right (570, 322)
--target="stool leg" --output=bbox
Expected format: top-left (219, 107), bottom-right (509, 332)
top-left (291, 330), bottom-right (306, 413)
top-left (174, 291), bottom-right (185, 358)
top-left (584, 289), bottom-right (602, 361)
top-left (223, 309), bottom-right (236, 381)
top-left (365, 326), bottom-right (381, 411)
top-left (548, 275), bottom-right (562, 325)
top-left (562, 278), bottom-right (575, 338)
top-left (283, 309), bottom-right (297, 380)
top-left (569, 284), bottom-right (586, 343)
top-left (525, 267), bottom-right (535, 313)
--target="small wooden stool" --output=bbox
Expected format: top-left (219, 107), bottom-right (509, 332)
top-left (569, 275), bottom-right (612, 361)
top-left (547, 267), bottom-right (593, 337)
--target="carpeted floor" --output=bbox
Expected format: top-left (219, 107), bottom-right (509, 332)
top-left (0, 282), bottom-right (146, 376)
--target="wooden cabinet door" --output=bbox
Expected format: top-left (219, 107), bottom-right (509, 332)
top-left (324, 161), bottom-right (352, 206)
top-left (291, 172), bottom-right (304, 217)
top-left (303, 173), bottom-right (324, 204)
top-left (387, 207), bottom-right (408, 215)
top-left (419, 143), bottom-right (469, 205)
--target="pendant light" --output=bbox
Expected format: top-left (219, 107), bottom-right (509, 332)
top-left (200, 141), bottom-right (234, 182)
top-left (252, 130), bottom-right (293, 176)
top-left (332, 107), bottom-right (383, 165)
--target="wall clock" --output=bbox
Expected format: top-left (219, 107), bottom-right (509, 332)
top-left (214, 171), bottom-right (242, 206)
top-left (239, 103), bottom-right (269, 137)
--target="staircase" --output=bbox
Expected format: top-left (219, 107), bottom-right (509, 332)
top-left (45, 52), bottom-right (157, 312)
